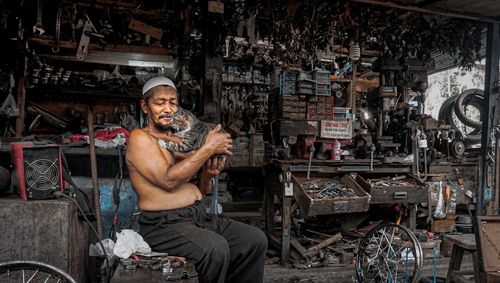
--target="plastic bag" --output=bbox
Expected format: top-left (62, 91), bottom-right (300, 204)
top-left (434, 181), bottom-right (446, 219)
top-left (113, 229), bottom-right (151, 259)
top-left (89, 238), bottom-right (115, 257)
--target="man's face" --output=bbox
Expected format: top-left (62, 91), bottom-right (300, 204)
top-left (141, 86), bottom-right (178, 131)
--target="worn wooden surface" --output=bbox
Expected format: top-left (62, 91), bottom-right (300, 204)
top-left (477, 216), bottom-right (500, 272)
top-left (0, 196), bottom-right (88, 282)
top-left (445, 234), bottom-right (477, 251)
top-left (356, 174), bottom-right (428, 204)
top-left (446, 233), bottom-right (480, 283)
top-left (111, 266), bottom-right (197, 283)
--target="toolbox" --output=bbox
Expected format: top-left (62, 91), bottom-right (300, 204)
top-left (355, 174), bottom-right (428, 204)
top-left (292, 173), bottom-right (370, 217)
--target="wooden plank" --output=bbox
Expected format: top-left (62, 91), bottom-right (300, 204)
top-left (303, 233), bottom-right (342, 258)
top-left (445, 234), bottom-right (477, 251)
top-left (128, 19), bottom-right (163, 40)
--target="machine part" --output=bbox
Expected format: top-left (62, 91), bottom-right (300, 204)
top-left (450, 139), bottom-right (466, 159)
top-left (356, 223), bottom-right (423, 283)
top-left (0, 260), bottom-right (77, 283)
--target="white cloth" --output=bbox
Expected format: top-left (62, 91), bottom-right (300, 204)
top-left (113, 229), bottom-right (151, 259)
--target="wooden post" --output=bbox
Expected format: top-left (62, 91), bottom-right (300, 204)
top-left (15, 43), bottom-right (28, 138)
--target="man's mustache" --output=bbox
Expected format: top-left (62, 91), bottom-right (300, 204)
top-left (159, 113), bottom-right (173, 119)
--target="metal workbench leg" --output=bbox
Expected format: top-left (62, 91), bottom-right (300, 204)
top-left (281, 185), bottom-right (291, 264)
top-left (280, 170), bottom-right (293, 265)
top-left (409, 203), bottom-right (417, 230)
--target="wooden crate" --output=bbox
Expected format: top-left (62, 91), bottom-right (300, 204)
top-left (355, 174), bottom-right (428, 204)
top-left (292, 173), bottom-right (370, 217)
top-left (477, 216), bottom-right (500, 272)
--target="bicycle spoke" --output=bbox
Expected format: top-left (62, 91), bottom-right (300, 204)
top-left (27, 269), bottom-right (39, 283)
top-left (43, 274), bottom-right (52, 283)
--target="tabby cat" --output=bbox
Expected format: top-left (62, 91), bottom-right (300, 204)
top-left (157, 106), bottom-right (224, 153)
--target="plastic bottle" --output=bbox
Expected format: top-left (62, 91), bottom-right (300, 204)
top-left (332, 139), bottom-right (341, 161)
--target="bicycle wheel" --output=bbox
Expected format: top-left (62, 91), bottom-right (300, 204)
top-left (0, 260), bottom-right (77, 283)
top-left (356, 223), bottom-right (423, 283)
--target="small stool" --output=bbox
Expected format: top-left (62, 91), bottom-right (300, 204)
top-left (445, 234), bottom-right (479, 283)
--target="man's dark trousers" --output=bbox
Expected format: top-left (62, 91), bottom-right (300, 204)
top-left (139, 201), bottom-right (268, 283)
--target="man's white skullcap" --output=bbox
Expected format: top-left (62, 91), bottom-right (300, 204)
top-left (142, 77), bottom-right (177, 97)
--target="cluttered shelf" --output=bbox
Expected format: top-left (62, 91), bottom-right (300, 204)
top-left (26, 85), bottom-right (142, 101)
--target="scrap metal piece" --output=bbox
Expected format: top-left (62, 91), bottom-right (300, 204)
top-left (76, 20), bottom-right (93, 61)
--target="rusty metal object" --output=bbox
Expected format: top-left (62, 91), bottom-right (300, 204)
top-left (88, 111), bottom-right (103, 238)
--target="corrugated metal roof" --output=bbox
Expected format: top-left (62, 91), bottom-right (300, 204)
top-left (426, 0), bottom-right (500, 19)
top-left (405, 0), bottom-right (500, 21)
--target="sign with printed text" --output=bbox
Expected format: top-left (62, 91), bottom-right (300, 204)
top-left (320, 120), bottom-right (352, 139)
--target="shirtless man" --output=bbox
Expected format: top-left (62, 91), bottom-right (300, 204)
top-left (126, 77), bottom-right (267, 283)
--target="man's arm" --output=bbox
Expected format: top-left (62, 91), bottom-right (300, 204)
top-left (126, 127), bottom-right (231, 191)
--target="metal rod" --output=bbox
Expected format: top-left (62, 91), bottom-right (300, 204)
top-left (478, 22), bottom-right (500, 217)
top-left (349, 0), bottom-right (497, 22)
top-left (210, 176), bottom-right (219, 215)
top-left (88, 111), bottom-right (103, 239)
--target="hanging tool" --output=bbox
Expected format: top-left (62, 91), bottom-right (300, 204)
top-left (52, 6), bottom-right (62, 53)
top-left (307, 145), bottom-right (315, 180)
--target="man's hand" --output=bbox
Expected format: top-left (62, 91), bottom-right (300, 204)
top-left (203, 125), bottom-right (233, 155)
top-left (202, 155), bottom-right (227, 178)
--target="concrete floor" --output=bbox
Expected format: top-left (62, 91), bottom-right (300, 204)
top-left (263, 253), bottom-right (475, 283)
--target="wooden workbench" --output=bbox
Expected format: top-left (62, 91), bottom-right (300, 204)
top-left (264, 159), bottom-right (413, 264)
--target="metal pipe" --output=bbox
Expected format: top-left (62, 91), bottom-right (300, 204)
top-left (88, 111), bottom-right (103, 239)
top-left (349, 0), bottom-right (497, 22)
top-left (210, 176), bottom-right (219, 215)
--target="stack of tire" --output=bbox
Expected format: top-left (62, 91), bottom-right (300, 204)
top-left (438, 89), bottom-right (484, 144)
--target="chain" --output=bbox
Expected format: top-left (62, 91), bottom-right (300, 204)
top-left (481, 226), bottom-right (500, 258)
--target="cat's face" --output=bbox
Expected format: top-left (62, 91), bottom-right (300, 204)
top-left (170, 107), bottom-right (193, 132)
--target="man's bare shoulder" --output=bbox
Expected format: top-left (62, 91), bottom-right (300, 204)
top-left (129, 128), bottom-right (155, 145)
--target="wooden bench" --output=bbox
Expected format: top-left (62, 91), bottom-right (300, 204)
top-left (445, 234), bottom-right (479, 283)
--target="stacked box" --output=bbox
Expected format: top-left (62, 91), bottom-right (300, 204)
top-left (313, 70), bottom-right (332, 96)
top-left (307, 96), bottom-right (334, 120)
top-left (315, 82), bottom-right (332, 96)
top-left (250, 134), bottom-right (265, 167)
top-left (312, 70), bottom-right (331, 84)
top-left (279, 69), bottom-right (298, 95)
top-left (280, 94), bottom-right (308, 120)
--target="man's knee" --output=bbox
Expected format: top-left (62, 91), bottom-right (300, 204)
top-left (241, 225), bottom-right (268, 253)
top-left (252, 227), bottom-right (268, 252)
top-left (205, 236), bottom-right (231, 263)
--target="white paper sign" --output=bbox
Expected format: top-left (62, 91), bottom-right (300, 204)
top-left (320, 120), bottom-right (352, 139)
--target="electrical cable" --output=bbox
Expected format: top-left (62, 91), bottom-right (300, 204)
top-left (53, 191), bottom-right (111, 283)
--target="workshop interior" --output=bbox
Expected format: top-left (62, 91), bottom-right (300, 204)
top-left (0, 0), bottom-right (499, 282)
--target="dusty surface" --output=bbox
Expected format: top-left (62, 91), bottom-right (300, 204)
top-left (263, 253), bottom-right (475, 283)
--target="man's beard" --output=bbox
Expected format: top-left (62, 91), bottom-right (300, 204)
top-left (147, 112), bottom-right (174, 132)
top-left (153, 121), bottom-right (173, 132)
